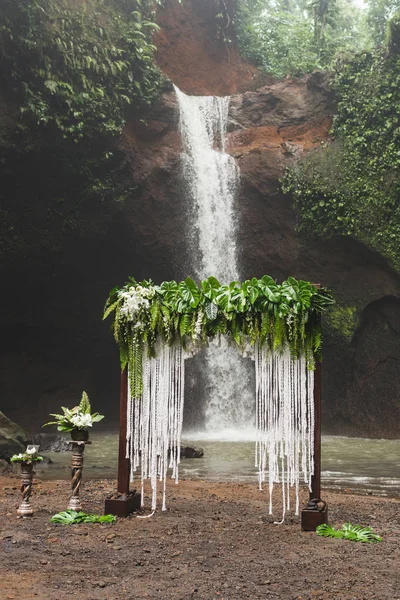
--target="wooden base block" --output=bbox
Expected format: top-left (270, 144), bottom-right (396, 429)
top-left (104, 493), bottom-right (141, 518)
top-left (301, 505), bottom-right (328, 531)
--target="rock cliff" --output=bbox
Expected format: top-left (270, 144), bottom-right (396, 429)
top-left (116, 6), bottom-right (400, 437)
top-left (1, 0), bottom-right (399, 438)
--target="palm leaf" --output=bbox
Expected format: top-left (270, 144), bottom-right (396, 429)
top-left (50, 510), bottom-right (116, 525)
top-left (316, 524), bottom-right (344, 539)
top-left (316, 523), bottom-right (382, 543)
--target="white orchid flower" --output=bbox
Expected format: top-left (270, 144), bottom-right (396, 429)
top-left (70, 412), bottom-right (93, 429)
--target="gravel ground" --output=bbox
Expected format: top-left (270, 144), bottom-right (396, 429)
top-left (1, 475), bottom-right (399, 600)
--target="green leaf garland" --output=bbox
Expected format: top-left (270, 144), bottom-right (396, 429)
top-left (104, 276), bottom-right (334, 397)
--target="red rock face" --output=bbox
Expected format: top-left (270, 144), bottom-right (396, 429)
top-left (153, 0), bottom-right (258, 95)
top-left (119, 71), bottom-right (336, 284)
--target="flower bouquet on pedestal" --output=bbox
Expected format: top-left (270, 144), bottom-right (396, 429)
top-left (43, 392), bottom-right (104, 511)
top-left (43, 391), bottom-right (104, 441)
top-left (11, 447), bottom-right (43, 516)
top-left (10, 448), bottom-right (43, 465)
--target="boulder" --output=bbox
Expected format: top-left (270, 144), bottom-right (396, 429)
top-left (30, 432), bottom-right (70, 453)
top-left (180, 445), bottom-right (204, 458)
top-left (0, 458), bottom-right (13, 474)
top-left (0, 411), bottom-right (29, 460)
top-left (0, 410), bottom-right (28, 444)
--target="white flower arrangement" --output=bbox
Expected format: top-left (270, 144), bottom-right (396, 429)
top-left (43, 391), bottom-right (104, 432)
top-left (10, 448), bottom-right (43, 463)
top-left (69, 412), bottom-right (94, 429)
top-left (119, 285), bottom-right (155, 323)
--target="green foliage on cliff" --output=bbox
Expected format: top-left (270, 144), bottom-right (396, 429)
top-left (367, 0), bottom-right (400, 44)
top-left (0, 0), bottom-right (163, 141)
top-left (282, 34), bottom-right (400, 268)
top-left (0, 0), bottom-right (164, 259)
top-left (387, 8), bottom-right (400, 52)
top-left (324, 304), bottom-right (358, 342)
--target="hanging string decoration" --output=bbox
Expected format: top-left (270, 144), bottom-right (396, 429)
top-left (126, 342), bottom-right (186, 512)
top-left (104, 275), bottom-right (333, 514)
top-left (254, 346), bottom-right (314, 522)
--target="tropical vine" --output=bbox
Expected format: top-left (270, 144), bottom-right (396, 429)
top-left (104, 276), bottom-right (334, 396)
top-left (0, 0), bottom-right (165, 261)
top-left (0, 0), bottom-right (164, 141)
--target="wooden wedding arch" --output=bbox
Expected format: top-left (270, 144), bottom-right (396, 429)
top-left (103, 276), bottom-right (333, 530)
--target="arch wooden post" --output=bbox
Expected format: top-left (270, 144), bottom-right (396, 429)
top-left (104, 368), bottom-right (140, 517)
top-left (301, 322), bottom-right (328, 531)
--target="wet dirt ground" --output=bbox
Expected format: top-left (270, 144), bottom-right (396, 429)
top-left (1, 475), bottom-right (399, 600)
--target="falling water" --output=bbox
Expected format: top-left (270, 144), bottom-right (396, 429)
top-left (174, 85), bottom-right (255, 438)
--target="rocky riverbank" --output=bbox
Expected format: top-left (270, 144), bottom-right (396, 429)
top-left (1, 475), bottom-right (399, 599)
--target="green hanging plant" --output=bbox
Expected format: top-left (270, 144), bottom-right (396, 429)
top-left (103, 275), bottom-right (334, 398)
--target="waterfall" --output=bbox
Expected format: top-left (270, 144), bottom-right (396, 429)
top-left (174, 85), bottom-right (255, 438)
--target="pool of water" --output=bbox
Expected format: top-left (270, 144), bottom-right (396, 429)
top-left (33, 431), bottom-right (400, 497)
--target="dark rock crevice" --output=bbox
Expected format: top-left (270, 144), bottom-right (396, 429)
top-left (327, 296), bottom-right (400, 437)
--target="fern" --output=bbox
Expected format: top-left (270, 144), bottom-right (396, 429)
top-left (119, 344), bottom-right (128, 371)
top-left (250, 313), bottom-right (259, 345)
top-left (260, 312), bottom-right (271, 346)
top-left (150, 300), bottom-right (160, 332)
top-left (103, 299), bottom-right (119, 321)
top-left (79, 391), bottom-right (91, 415)
top-left (132, 335), bottom-right (144, 399)
top-left (312, 325), bottom-right (322, 361)
top-left (273, 316), bottom-right (286, 353)
top-left (113, 304), bottom-right (121, 343)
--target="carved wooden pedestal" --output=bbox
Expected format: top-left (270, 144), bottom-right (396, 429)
top-left (17, 462), bottom-right (34, 517)
top-left (68, 440), bottom-right (91, 511)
